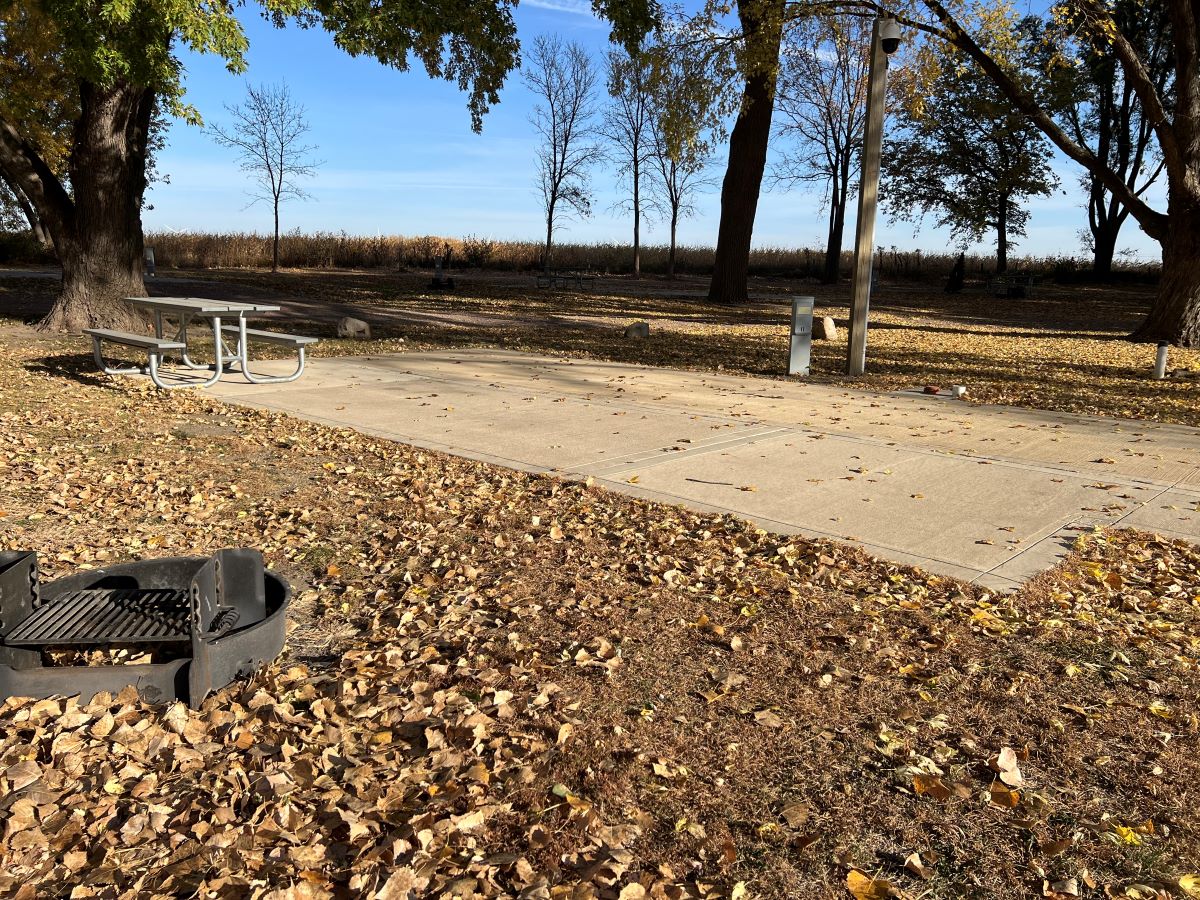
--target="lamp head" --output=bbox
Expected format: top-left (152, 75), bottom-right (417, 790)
top-left (880, 17), bottom-right (902, 54)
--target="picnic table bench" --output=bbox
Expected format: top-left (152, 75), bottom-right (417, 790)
top-left (535, 270), bottom-right (598, 291)
top-left (85, 296), bottom-right (317, 389)
top-left (988, 274), bottom-right (1040, 299)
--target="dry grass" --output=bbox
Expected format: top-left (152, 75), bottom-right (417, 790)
top-left (141, 231), bottom-right (1161, 281)
top-left (0, 324), bottom-right (1198, 898)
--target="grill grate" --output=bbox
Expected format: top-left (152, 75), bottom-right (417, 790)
top-left (5, 588), bottom-right (190, 645)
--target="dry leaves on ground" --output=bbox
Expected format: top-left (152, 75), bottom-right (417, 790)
top-left (0, 331), bottom-right (1199, 899)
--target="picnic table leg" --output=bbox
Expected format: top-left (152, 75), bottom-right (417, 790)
top-left (177, 314), bottom-right (209, 370)
top-left (221, 317), bottom-right (244, 366)
top-left (155, 315), bottom-right (225, 387)
top-left (146, 349), bottom-right (222, 389)
top-left (89, 334), bottom-right (142, 376)
top-left (236, 315), bottom-right (309, 384)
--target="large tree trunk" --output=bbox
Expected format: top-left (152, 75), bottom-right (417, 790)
top-left (1091, 223), bottom-right (1118, 276)
top-left (995, 200), bottom-right (1008, 274)
top-left (1090, 203), bottom-right (1128, 277)
top-left (544, 201), bottom-right (554, 273)
top-left (706, 0), bottom-right (783, 304)
top-left (37, 81), bottom-right (153, 333)
top-left (823, 176), bottom-right (848, 284)
top-left (1131, 205), bottom-right (1200, 346)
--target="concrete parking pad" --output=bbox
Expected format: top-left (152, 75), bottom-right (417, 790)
top-left (207, 348), bottom-right (1200, 589)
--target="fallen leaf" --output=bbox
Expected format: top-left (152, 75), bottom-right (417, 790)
top-left (912, 774), bottom-right (952, 801)
top-left (846, 869), bottom-right (895, 900)
top-left (991, 747), bottom-right (1025, 787)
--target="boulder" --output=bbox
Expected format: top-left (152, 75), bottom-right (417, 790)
top-left (815, 316), bottom-right (839, 341)
top-left (624, 321), bottom-right (650, 339)
top-left (337, 316), bottom-right (371, 339)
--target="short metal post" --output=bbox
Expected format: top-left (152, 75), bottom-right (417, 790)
top-left (1153, 341), bottom-right (1169, 379)
top-left (789, 296), bottom-right (815, 376)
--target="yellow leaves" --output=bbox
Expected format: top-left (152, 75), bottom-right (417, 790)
top-left (690, 611), bottom-right (725, 637)
top-left (1108, 822), bottom-right (1154, 846)
top-left (1146, 699), bottom-right (1174, 719)
top-left (912, 774), bottom-right (953, 801)
top-left (1110, 824), bottom-right (1142, 846)
top-left (1178, 875), bottom-right (1200, 898)
top-left (846, 869), bottom-right (901, 900)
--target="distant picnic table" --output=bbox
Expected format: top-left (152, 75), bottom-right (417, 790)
top-left (535, 270), bottom-right (597, 291)
top-left (988, 274), bottom-right (1041, 299)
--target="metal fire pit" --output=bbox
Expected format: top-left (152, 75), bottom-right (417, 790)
top-left (0, 549), bottom-right (289, 707)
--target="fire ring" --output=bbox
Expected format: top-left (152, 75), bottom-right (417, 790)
top-left (0, 549), bottom-right (289, 707)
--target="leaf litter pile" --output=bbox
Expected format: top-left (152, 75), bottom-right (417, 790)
top-left (2, 332), bottom-right (1200, 899)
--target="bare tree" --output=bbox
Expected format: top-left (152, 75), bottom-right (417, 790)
top-left (773, 18), bottom-right (871, 284)
top-left (645, 44), bottom-right (719, 279)
top-left (524, 36), bottom-right (601, 271)
top-left (209, 83), bottom-right (320, 273)
top-left (601, 47), bottom-right (653, 277)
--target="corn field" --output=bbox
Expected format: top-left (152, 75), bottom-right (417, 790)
top-left (0, 226), bottom-right (1161, 282)
top-left (140, 231), bottom-right (1159, 282)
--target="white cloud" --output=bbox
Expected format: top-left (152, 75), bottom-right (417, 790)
top-left (521, 0), bottom-right (598, 18)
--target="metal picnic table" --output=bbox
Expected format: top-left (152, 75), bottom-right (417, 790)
top-left (123, 296), bottom-right (311, 387)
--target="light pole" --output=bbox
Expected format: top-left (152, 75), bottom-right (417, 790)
top-left (846, 15), bottom-right (902, 376)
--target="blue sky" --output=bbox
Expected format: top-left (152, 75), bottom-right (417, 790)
top-left (144, 0), bottom-right (1165, 262)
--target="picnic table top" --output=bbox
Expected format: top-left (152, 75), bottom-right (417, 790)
top-left (125, 296), bottom-right (281, 315)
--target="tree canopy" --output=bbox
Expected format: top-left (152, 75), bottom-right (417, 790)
top-left (884, 25), bottom-right (1059, 271)
top-left (0, 0), bottom-right (553, 330)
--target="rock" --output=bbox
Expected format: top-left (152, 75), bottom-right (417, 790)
top-left (624, 322), bottom-right (650, 339)
top-left (337, 316), bottom-right (371, 339)
top-left (815, 316), bottom-right (839, 341)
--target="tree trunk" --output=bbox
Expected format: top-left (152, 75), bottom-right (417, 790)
top-left (272, 201), bottom-right (281, 273)
top-left (706, 0), bottom-right (783, 304)
top-left (1131, 206), bottom-right (1200, 346)
top-left (668, 207), bottom-right (678, 279)
top-left (632, 156), bottom-right (641, 278)
top-left (38, 81), bottom-right (153, 333)
top-left (544, 202), bottom-right (554, 273)
top-left (2, 173), bottom-right (52, 248)
top-left (823, 181), bottom-right (848, 284)
top-left (995, 200), bottom-right (1008, 274)
top-left (1091, 216), bottom-right (1121, 276)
